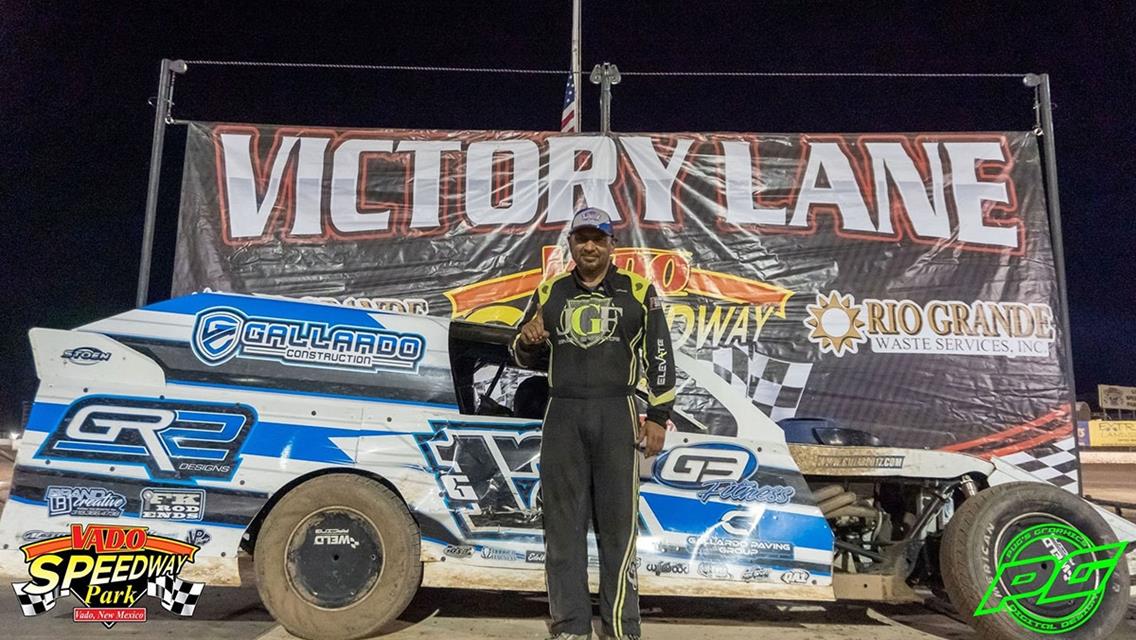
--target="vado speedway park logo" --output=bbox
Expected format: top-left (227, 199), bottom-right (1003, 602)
top-left (804, 291), bottom-right (1055, 358)
top-left (11, 524), bottom-right (204, 627)
top-left (444, 245), bottom-right (794, 350)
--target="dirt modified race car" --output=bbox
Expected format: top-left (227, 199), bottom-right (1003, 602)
top-left (1, 292), bottom-right (1133, 640)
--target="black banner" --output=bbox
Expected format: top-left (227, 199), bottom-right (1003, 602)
top-left (173, 124), bottom-right (1075, 487)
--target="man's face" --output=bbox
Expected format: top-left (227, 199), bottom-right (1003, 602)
top-left (568, 227), bottom-right (614, 273)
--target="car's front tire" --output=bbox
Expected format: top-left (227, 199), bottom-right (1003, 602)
top-left (254, 474), bottom-right (421, 640)
top-left (941, 481), bottom-right (1130, 640)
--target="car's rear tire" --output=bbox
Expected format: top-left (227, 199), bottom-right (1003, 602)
top-left (941, 482), bottom-right (1130, 640)
top-left (254, 474), bottom-right (421, 640)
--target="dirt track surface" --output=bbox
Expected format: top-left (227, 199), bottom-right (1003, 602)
top-left (0, 446), bottom-right (1133, 638)
top-left (3, 574), bottom-right (1135, 640)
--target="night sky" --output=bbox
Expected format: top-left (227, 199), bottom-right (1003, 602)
top-left (2, 1), bottom-right (1134, 426)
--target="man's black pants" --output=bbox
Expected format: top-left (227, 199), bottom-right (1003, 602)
top-left (541, 394), bottom-right (641, 637)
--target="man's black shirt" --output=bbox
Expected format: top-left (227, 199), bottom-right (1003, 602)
top-left (512, 266), bottom-right (676, 424)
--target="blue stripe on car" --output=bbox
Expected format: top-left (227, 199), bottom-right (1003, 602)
top-left (642, 492), bottom-right (833, 551)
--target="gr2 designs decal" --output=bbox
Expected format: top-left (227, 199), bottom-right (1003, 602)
top-left (191, 306), bottom-right (426, 373)
top-left (11, 524), bottom-right (205, 627)
top-left (36, 397), bottom-right (256, 483)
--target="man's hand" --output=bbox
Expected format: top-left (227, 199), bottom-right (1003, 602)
top-left (519, 303), bottom-right (550, 346)
top-left (638, 419), bottom-right (666, 458)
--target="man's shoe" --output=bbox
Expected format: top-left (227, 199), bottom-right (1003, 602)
top-left (545, 634), bottom-right (591, 640)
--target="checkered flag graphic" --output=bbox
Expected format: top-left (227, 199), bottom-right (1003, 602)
top-left (996, 436), bottom-right (1080, 492)
top-left (147, 575), bottom-right (205, 616)
top-left (704, 344), bottom-right (813, 421)
top-left (12, 582), bottom-right (60, 616)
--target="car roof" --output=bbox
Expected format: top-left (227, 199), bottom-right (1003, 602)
top-left (450, 319), bottom-right (515, 347)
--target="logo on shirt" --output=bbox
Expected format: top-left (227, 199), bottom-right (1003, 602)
top-left (557, 296), bottom-right (623, 349)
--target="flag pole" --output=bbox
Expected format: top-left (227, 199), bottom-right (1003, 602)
top-left (571, 0), bottom-right (582, 131)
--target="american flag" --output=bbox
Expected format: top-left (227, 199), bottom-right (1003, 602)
top-left (561, 73), bottom-right (578, 132)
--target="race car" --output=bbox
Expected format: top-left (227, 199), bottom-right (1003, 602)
top-left (0, 292), bottom-right (1131, 640)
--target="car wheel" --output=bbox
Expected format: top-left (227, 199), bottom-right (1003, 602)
top-left (941, 481), bottom-right (1130, 640)
top-left (254, 474), bottom-right (422, 640)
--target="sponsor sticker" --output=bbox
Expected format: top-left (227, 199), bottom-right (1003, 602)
top-left (814, 455), bottom-right (905, 470)
top-left (688, 535), bottom-right (795, 559)
top-left (646, 561), bottom-right (689, 576)
top-left (139, 489), bottom-right (205, 521)
top-left (313, 528), bottom-right (359, 548)
top-left (697, 562), bottom-right (731, 579)
top-left (183, 529), bottom-right (211, 546)
top-left (741, 566), bottom-right (771, 582)
top-left (780, 568), bottom-right (811, 584)
top-left (61, 347), bottom-right (112, 365)
top-left (21, 530), bottom-right (70, 543)
top-left (443, 545), bottom-right (472, 559)
top-left (525, 550), bottom-right (546, 564)
top-left (653, 443), bottom-right (795, 505)
top-left (479, 547), bottom-right (524, 562)
top-left (46, 486), bottom-right (126, 518)
top-left (191, 306), bottom-right (425, 373)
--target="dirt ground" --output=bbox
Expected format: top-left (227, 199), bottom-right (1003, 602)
top-left (0, 444), bottom-right (1133, 639)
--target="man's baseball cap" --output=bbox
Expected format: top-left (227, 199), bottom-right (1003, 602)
top-left (569, 207), bottom-right (614, 236)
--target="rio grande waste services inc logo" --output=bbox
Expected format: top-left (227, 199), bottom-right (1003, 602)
top-left (803, 291), bottom-right (1056, 358)
top-left (11, 524), bottom-right (205, 627)
top-left (975, 522), bottom-right (1130, 634)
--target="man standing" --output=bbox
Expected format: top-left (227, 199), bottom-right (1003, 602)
top-left (513, 207), bottom-right (676, 640)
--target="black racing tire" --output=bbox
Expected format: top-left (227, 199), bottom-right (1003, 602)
top-left (254, 474), bottom-right (422, 640)
top-left (941, 482), bottom-right (1131, 640)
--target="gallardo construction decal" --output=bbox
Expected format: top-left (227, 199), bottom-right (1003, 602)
top-left (192, 306), bottom-right (426, 372)
top-left (11, 524), bottom-right (204, 627)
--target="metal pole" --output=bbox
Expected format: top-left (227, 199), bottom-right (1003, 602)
top-left (1026, 72), bottom-right (1081, 492)
top-left (589, 62), bottom-right (620, 134)
top-left (571, 0), bottom-right (582, 130)
top-left (135, 58), bottom-right (187, 308)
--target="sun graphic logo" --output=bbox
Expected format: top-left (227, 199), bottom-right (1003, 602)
top-left (804, 291), bottom-right (868, 356)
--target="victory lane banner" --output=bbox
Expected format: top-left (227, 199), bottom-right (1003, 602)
top-left (12, 524), bottom-right (204, 627)
top-left (173, 124), bottom-right (1074, 488)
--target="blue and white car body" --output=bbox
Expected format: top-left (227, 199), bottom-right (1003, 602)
top-left (2, 292), bottom-right (1133, 601)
